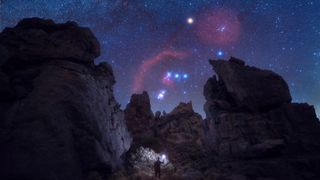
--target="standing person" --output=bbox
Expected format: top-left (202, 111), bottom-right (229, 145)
top-left (154, 157), bottom-right (163, 178)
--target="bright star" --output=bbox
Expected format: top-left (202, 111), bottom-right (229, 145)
top-left (217, 50), bottom-right (224, 56)
top-left (183, 74), bottom-right (188, 79)
top-left (217, 25), bottom-right (226, 32)
top-left (166, 72), bottom-right (172, 77)
top-left (313, 52), bottom-right (320, 58)
top-left (175, 74), bottom-right (180, 78)
top-left (157, 90), bottom-right (166, 100)
top-left (187, 17), bottom-right (194, 24)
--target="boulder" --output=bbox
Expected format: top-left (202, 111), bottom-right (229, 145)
top-left (207, 57), bottom-right (291, 112)
top-left (0, 18), bottom-right (131, 180)
top-left (203, 58), bottom-right (320, 179)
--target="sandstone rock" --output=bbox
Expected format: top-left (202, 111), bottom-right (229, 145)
top-left (124, 100), bottom-right (207, 179)
top-left (208, 58), bottom-right (291, 112)
top-left (154, 102), bottom-right (203, 146)
top-left (0, 17), bottom-right (100, 66)
top-left (204, 58), bottom-right (320, 179)
top-left (169, 101), bottom-right (194, 115)
top-left (124, 91), bottom-right (154, 139)
top-left (0, 18), bottom-right (131, 180)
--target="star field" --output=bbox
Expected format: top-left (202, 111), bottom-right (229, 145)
top-left (1, 0), bottom-right (320, 117)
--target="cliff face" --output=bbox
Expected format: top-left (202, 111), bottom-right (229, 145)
top-left (203, 57), bottom-right (320, 179)
top-left (0, 18), bottom-right (131, 180)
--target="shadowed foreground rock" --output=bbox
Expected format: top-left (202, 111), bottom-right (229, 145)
top-left (0, 18), bottom-right (131, 180)
top-left (203, 57), bottom-right (320, 180)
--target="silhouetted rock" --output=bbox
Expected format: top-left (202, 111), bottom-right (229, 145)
top-left (124, 91), bottom-right (154, 139)
top-left (155, 102), bottom-right (207, 179)
top-left (0, 17), bottom-right (99, 66)
top-left (123, 100), bottom-right (207, 179)
top-left (0, 18), bottom-right (131, 180)
top-left (206, 58), bottom-right (291, 112)
top-left (203, 58), bottom-right (320, 180)
top-left (154, 102), bottom-right (203, 146)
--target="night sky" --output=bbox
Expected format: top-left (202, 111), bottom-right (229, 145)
top-left (1, 0), bottom-right (320, 117)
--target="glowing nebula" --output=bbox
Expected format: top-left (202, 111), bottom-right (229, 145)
top-left (162, 72), bottom-right (173, 86)
top-left (133, 50), bottom-right (189, 93)
top-left (196, 8), bottom-right (241, 45)
top-left (157, 90), bottom-right (166, 100)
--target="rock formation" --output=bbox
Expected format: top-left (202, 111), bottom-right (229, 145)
top-left (0, 18), bottom-right (131, 180)
top-left (203, 57), bottom-right (320, 179)
top-left (122, 92), bottom-right (206, 179)
top-left (124, 91), bottom-right (154, 141)
top-left (153, 102), bottom-right (203, 146)
top-left (152, 102), bottom-right (207, 179)
top-left (2, 18), bottom-right (320, 180)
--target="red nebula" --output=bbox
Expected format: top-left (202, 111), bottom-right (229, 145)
top-left (162, 76), bottom-right (173, 86)
top-left (196, 8), bottom-right (241, 45)
top-left (133, 50), bottom-right (188, 93)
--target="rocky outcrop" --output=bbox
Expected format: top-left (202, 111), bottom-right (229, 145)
top-left (203, 57), bottom-right (320, 179)
top-left (123, 92), bottom-right (206, 179)
top-left (153, 102), bottom-right (203, 146)
top-left (0, 18), bottom-right (131, 180)
top-left (204, 56), bottom-right (292, 112)
top-left (124, 91), bottom-right (154, 139)
top-left (153, 102), bottom-right (207, 179)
